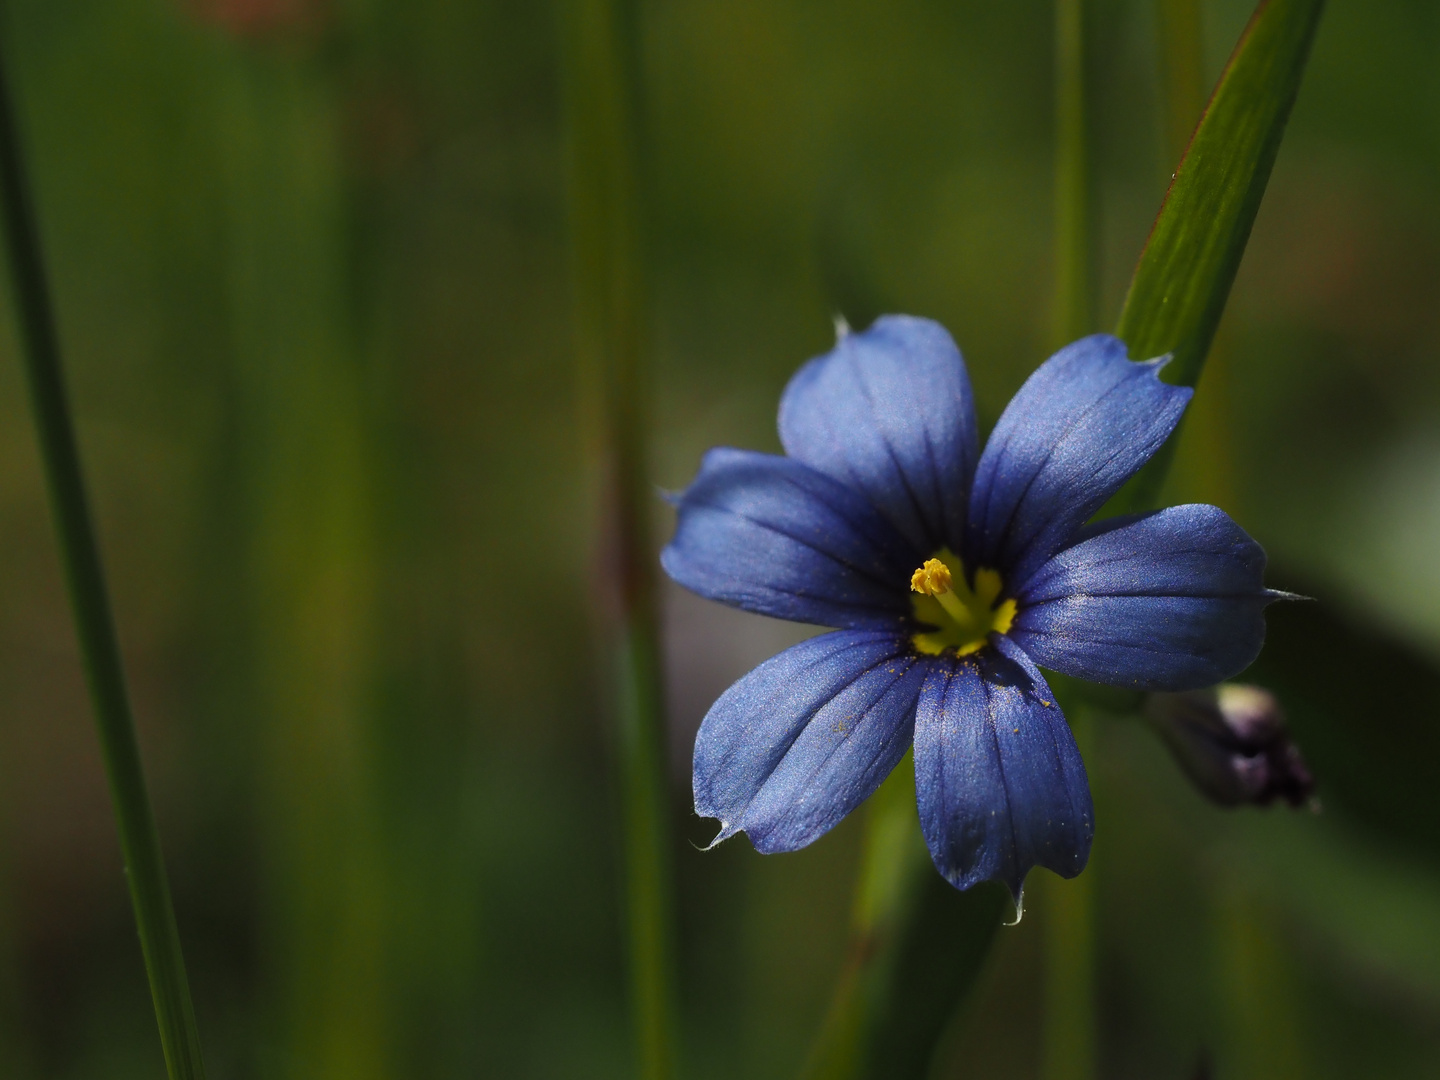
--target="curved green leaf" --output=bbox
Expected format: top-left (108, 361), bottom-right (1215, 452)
top-left (1118, 0), bottom-right (1325, 382)
top-left (1114, 0), bottom-right (1325, 512)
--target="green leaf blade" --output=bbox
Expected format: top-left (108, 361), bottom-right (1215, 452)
top-left (1117, 0), bottom-right (1326, 386)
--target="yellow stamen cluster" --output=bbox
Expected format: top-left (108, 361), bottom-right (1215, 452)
top-left (910, 558), bottom-right (953, 597)
top-left (908, 549), bottom-right (1016, 657)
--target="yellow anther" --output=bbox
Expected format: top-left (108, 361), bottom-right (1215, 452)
top-left (910, 558), bottom-right (953, 597)
top-left (909, 549), bottom-right (1016, 657)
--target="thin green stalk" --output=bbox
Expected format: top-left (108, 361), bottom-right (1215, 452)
top-left (218, 52), bottom-right (389, 1077)
top-left (800, 762), bottom-right (930, 1080)
top-left (800, 760), bottom-right (1003, 1080)
top-left (1214, 885), bottom-right (1308, 1080)
top-left (1039, 706), bottom-right (1097, 1080)
top-left (1043, 4), bottom-right (1099, 1079)
top-left (1156, 0), bottom-right (1207, 169)
top-left (0, 36), bottom-right (206, 1080)
top-left (560, 1), bottom-right (678, 1077)
top-left (1053, 0), bottom-right (1095, 346)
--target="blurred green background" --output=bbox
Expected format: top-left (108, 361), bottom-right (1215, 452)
top-left (0, 0), bottom-right (1438, 1076)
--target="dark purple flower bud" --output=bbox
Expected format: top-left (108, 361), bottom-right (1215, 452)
top-left (1144, 685), bottom-right (1316, 808)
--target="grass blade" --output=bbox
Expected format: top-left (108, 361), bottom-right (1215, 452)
top-left (560, 2), bottom-right (679, 1077)
top-left (0, 34), bottom-right (206, 1080)
top-left (1114, 0), bottom-right (1325, 512)
top-left (1044, 4), bottom-right (1101, 1079)
top-left (1118, 0), bottom-right (1325, 383)
top-left (800, 761), bottom-right (1004, 1080)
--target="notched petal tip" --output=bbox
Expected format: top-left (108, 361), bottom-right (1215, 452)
top-left (966, 334), bottom-right (1194, 587)
top-left (695, 819), bottom-right (741, 852)
top-left (1002, 883), bottom-right (1025, 926)
top-left (1012, 505), bottom-right (1277, 691)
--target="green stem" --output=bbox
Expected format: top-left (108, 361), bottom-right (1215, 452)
top-left (1039, 705), bottom-right (1098, 1080)
top-left (1214, 885), bottom-right (1308, 1080)
top-left (218, 53), bottom-right (389, 1076)
top-left (0, 35), bottom-right (206, 1080)
top-left (1044, 3), bottom-right (1099, 1078)
top-left (1116, 0), bottom-right (1326, 380)
top-left (1155, 0), bottom-right (1207, 168)
top-left (560, 2), bottom-right (678, 1077)
top-left (800, 759), bottom-right (1004, 1080)
top-left (1053, 0), bottom-right (1094, 347)
top-left (800, 762), bottom-right (929, 1080)
top-left (615, 617), bottom-right (676, 1080)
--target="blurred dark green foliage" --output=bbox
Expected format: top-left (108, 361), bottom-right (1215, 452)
top-left (0, 0), bottom-right (1438, 1078)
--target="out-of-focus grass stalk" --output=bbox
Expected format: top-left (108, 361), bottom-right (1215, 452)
top-left (0, 860), bottom-right (25, 1076)
top-left (1038, 710), bottom-right (1096, 1080)
top-left (799, 759), bottom-right (1003, 1080)
top-left (0, 36), bottom-right (207, 1080)
top-left (800, 762), bottom-right (929, 1080)
top-left (560, 3), bottom-right (678, 1078)
top-left (1215, 885), bottom-right (1308, 1080)
top-left (1157, 0), bottom-right (1206, 166)
top-left (218, 50), bottom-right (388, 1078)
top-left (1052, 0), bottom-right (1094, 350)
top-left (1041, 4), bottom-right (1098, 1080)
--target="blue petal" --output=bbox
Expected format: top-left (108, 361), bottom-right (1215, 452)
top-left (662, 448), bottom-right (919, 629)
top-left (913, 640), bottom-right (1093, 902)
top-left (966, 335), bottom-right (1192, 589)
top-left (1009, 504), bottom-right (1276, 691)
top-left (693, 630), bottom-right (928, 853)
top-left (778, 315), bottom-right (978, 554)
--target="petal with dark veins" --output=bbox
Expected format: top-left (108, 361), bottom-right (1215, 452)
top-left (779, 315), bottom-right (978, 554)
top-left (663, 447), bottom-right (921, 629)
top-left (1010, 504), bottom-right (1277, 691)
top-left (914, 643), bottom-right (1092, 903)
top-left (967, 335), bottom-right (1191, 588)
top-left (694, 629), bottom-right (927, 853)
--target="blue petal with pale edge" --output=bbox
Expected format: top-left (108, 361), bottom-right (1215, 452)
top-left (693, 630), bottom-right (927, 853)
top-left (966, 335), bottom-right (1192, 589)
top-left (778, 315), bottom-right (978, 554)
top-left (661, 447), bottom-right (919, 629)
top-left (1010, 504), bottom-right (1274, 691)
top-left (913, 638), bottom-right (1093, 901)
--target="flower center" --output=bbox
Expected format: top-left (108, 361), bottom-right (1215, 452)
top-left (908, 549), bottom-right (1016, 656)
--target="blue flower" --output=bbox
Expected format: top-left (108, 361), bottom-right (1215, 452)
top-left (662, 315), bottom-right (1279, 902)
